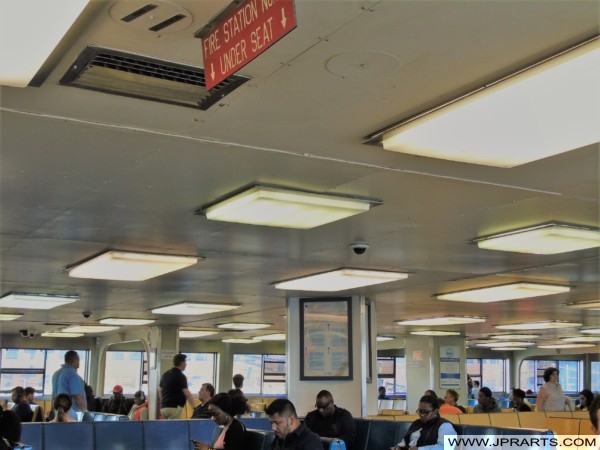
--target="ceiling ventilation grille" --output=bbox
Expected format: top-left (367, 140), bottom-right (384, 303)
top-left (59, 45), bottom-right (249, 110)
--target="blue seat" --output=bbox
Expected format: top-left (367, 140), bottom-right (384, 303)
top-left (44, 421), bottom-right (94, 449)
top-left (239, 417), bottom-right (272, 431)
top-left (365, 419), bottom-right (399, 450)
top-left (95, 420), bottom-right (143, 450)
top-left (80, 412), bottom-right (94, 421)
top-left (19, 423), bottom-right (44, 450)
top-left (93, 412), bottom-right (106, 421)
top-left (354, 419), bottom-right (371, 450)
top-left (143, 419), bottom-right (190, 450)
top-left (246, 429), bottom-right (275, 450)
top-left (189, 419), bottom-right (218, 445)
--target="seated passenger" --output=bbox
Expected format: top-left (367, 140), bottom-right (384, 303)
top-left (0, 409), bottom-right (21, 450)
top-left (192, 383), bottom-right (214, 419)
top-left (511, 388), bottom-right (531, 412)
top-left (52, 393), bottom-right (76, 422)
top-left (128, 390), bottom-right (148, 421)
top-left (193, 393), bottom-right (246, 450)
top-left (85, 384), bottom-right (102, 412)
top-left (10, 386), bottom-right (33, 423)
top-left (393, 395), bottom-right (456, 450)
top-left (578, 389), bottom-right (594, 411)
top-left (304, 390), bottom-right (356, 450)
top-left (590, 394), bottom-right (600, 435)
top-left (378, 386), bottom-right (389, 400)
top-left (102, 385), bottom-right (129, 415)
top-left (266, 398), bottom-right (322, 450)
top-left (442, 389), bottom-right (466, 413)
top-left (24, 387), bottom-right (43, 422)
top-left (473, 387), bottom-right (501, 413)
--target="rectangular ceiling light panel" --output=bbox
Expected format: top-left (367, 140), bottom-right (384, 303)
top-left (0, 313), bottom-right (23, 321)
top-left (222, 338), bottom-right (256, 344)
top-left (217, 323), bottom-right (271, 331)
top-left (436, 282), bottom-right (570, 303)
top-left (275, 269), bottom-right (409, 291)
top-left (0, 0), bottom-right (90, 87)
top-left (495, 320), bottom-right (582, 330)
top-left (179, 330), bottom-right (218, 338)
top-left (62, 326), bottom-right (119, 333)
top-left (476, 224), bottom-right (600, 254)
top-left (41, 332), bottom-right (84, 338)
top-left (0, 293), bottom-right (78, 310)
top-left (68, 251), bottom-right (198, 281)
top-left (381, 38), bottom-right (600, 167)
top-left (152, 302), bottom-right (240, 315)
top-left (397, 316), bottom-right (486, 326)
top-left (204, 186), bottom-right (372, 229)
top-left (99, 318), bottom-right (154, 326)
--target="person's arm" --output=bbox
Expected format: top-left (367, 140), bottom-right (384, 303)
top-left (157, 387), bottom-right (163, 407)
top-left (338, 410), bottom-right (356, 446)
top-left (536, 386), bottom-right (547, 412)
top-left (183, 388), bottom-right (196, 408)
top-left (417, 422), bottom-right (456, 450)
top-left (73, 394), bottom-right (88, 412)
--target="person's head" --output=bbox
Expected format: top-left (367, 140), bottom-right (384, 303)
top-left (473, 380), bottom-right (480, 388)
top-left (417, 395), bottom-right (439, 423)
top-left (208, 393), bottom-right (234, 426)
top-left (378, 386), bottom-right (386, 396)
top-left (424, 389), bottom-right (437, 398)
top-left (54, 393), bottom-right (72, 412)
top-left (444, 389), bottom-right (459, 406)
top-left (112, 385), bottom-right (124, 399)
top-left (0, 410), bottom-right (21, 444)
top-left (543, 367), bottom-right (559, 383)
top-left (478, 387), bottom-right (493, 406)
top-left (512, 388), bottom-right (526, 405)
top-left (314, 390), bottom-right (335, 418)
top-left (579, 389), bottom-right (594, 409)
top-left (173, 353), bottom-right (187, 370)
top-left (266, 398), bottom-right (300, 439)
top-left (133, 390), bottom-right (146, 406)
top-left (11, 386), bottom-right (25, 403)
top-left (65, 350), bottom-right (80, 369)
top-left (589, 394), bottom-right (600, 435)
top-left (232, 374), bottom-right (244, 389)
top-left (24, 387), bottom-right (35, 402)
top-left (229, 389), bottom-right (249, 416)
top-left (199, 383), bottom-right (215, 402)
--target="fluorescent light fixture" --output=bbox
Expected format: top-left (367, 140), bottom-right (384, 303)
top-left (397, 316), bottom-right (486, 326)
top-left (581, 328), bottom-right (600, 335)
top-left (253, 333), bottom-right (286, 341)
top-left (475, 224), bottom-right (600, 254)
top-left (217, 323), bottom-right (271, 331)
top-left (152, 302), bottom-right (240, 315)
top-left (495, 320), bottom-right (582, 330)
top-left (179, 330), bottom-right (218, 339)
top-left (491, 347), bottom-right (527, 351)
top-left (0, 313), bottom-right (22, 321)
top-left (68, 251), bottom-right (198, 281)
top-left (202, 186), bottom-right (373, 229)
top-left (489, 334), bottom-right (540, 340)
top-left (380, 37), bottom-right (600, 167)
top-left (410, 330), bottom-right (461, 336)
top-left (377, 336), bottom-right (394, 342)
top-left (41, 332), bottom-right (84, 338)
top-left (436, 282), bottom-right (569, 303)
top-left (62, 325), bottom-right (119, 333)
top-left (274, 268), bottom-right (409, 291)
top-left (476, 341), bottom-right (535, 347)
top-left (538, 343), bottom-right (596, 349)
top-left (568, 300), bottom-right (600, 310)
top-left (0, 0), bottom-right (90, 87)
top-left (99, 318), bottom-right (155, 326)
top-left (560, 336), bottom-right (600, 343)
top-left (222, 338), bottom-right (256, 344)
top-left (0, 293), bottom-right (78, 310)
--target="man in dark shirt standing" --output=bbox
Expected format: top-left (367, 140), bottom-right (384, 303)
top-left (192, 383), bottom-right (214, 419)
top-left (304, 390), bottom-right (356, 450)
top-left (267, 398), bottom-right (322, 450)
top-left (158, 353), bottom-right (195, 419)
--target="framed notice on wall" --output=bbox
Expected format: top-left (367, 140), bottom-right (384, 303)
top-left (300, 298), bottom-right (353, 380)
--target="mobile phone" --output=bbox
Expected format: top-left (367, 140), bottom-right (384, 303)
top-left (190, 439), bottom-right (201, 445)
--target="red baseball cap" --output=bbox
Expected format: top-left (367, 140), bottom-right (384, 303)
top-left (113, 385), bottom-right (123, 394)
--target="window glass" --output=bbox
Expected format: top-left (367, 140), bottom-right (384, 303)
top-left (468, 358), bottom-right (506, 393)
top-left (518, 359), bottom-right (581, 393)
top-left (591, 361), bottom-right (600, 393)
top-left (103, 351), bottom-right (144, 395)
top-left (394, 357), bottom-right (406, 395)
top-left (519, 360), bottom-right (536, 392)
top-left (376, 356), bottom-right (406, 395)
top-left (232, 354), bottom-right (286, 396)
top-left (185, 353), bottom-right (217, 392)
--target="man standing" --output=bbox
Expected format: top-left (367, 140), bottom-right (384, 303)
top-left (304, 390), bottom-right (356, 450)
top-left (158, 353), bottom-right (195, 419)
top-left (192, 383), bottom-right (214, 419)
top-left (52, 350), bottom-right (87, 420)
top-left (266, 398), bottom-right (322, 450)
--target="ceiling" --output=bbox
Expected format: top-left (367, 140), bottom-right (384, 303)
top-left (0, 0), bottom-right (598, 347)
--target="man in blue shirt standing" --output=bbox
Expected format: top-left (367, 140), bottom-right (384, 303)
top-left (52, 350), bottom-right (87, 420)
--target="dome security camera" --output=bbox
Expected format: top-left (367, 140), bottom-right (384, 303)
top-left (28, 332), bottom-right (36, 339)
top-left (82, 311), bottom-right (91, 319)
top-left (350, 242), bottom-right (370, 255)
top-left (19, 329), bottom-right (28, 337)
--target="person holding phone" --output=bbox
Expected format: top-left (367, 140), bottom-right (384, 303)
top-left (192, 393), bottom-right (246, 450)
top-left (392, 395), bottom-right (455, 450)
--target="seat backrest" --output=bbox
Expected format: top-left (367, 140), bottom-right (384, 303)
top-left (545, 411), bottom-right (572, 418)
top-left (44, 421), bottom-right (94, 449)
top-left (95, 420), bottom-right (143, 449)
top-left (572, 410), bottom-right (589, 419)
top-left (458, 414), bottom-right (491, 426)
top-left (246, 429), bottom-right (275, 450)
top-left (353, 419), bottom-right (371, 450)
top-left (489, 413), bottom-right (519, 428)
top-left (394, 414), bottom-right (419, 422)
top-left (366, 419), bottom-right (400, 450)
top-left (517, 412), bottom-right (547, 429)
top-left (544, 417), bottom-right (580, 436)
top-left (19, 423), bottom-right (43, 450)
top-left (440, 413), bottom-right (460, 424)
top-left (189, 418), bottom-right (218, 445)
top-left (143, 419), bottom-right (190, 450)
top-left (239, 417), bottom-right (272, 431)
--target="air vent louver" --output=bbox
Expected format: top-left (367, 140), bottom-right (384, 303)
top-left (59, 45), bottom-right (249, 110)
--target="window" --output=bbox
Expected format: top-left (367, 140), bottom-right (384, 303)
top-left (232, 354), bottom-right (286, 396)
top-left (376, 356), bottom-right (406, 396)
top-left (184, 352), bottom-right (218, 392)
top-left (467, 358), bottom-right (508, 393)
top-left (103, 351), bottom-right (147, 395)
top-left (591, 361), bottom-right (600, 393)
top-left (0, 348), bottom-right (88, 395)
top-left (519, 359), bottom-right (582, 393)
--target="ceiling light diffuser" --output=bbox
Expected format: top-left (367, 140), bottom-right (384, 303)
top-left (538, 343), bottom-right (596, 349)
top-left (568, 300), bottom-right (600, 310)
top-left (0, 313), bottom-right (23, 321)
top-left (475, 224), bottom-right (600, 254)
top-left (410, 330), bottom-right (461, 336)
top-left (0, 293), bottom-right (78, 310)
top-left (376, 336), bottom-right (394, 342)
top-left (41, 332), bottom-right (84, 338)
top-left (217, 323), bottom-right (271, 331)
top-left (99, 318), bottom-right (155, 326)
top-left (581, 329), bottom-right (600, 335)
top-left (379, 37), bottom-right (600, 167)
top-left (274, 268), bottom-right (409, 291)
top-left (222, 338), bottom-right (257, 344)
top-left (62, 326), bottom-right (119, 333)
top-left (490, 334), bottom-right (540, 340)
top-left (152, 302), bottom-right (240, 315)
top-left (179, 330), bottom-right (218, 338)
top-left (201, 186), bottom-right (373, 229)
top-left (436, 282), bottom-right (569, 303)
top-left (491, 347), bottom-right (527, 351)
top-left (68, 251), bottom-right (198, 281)
top-left (0, 0), bottom-right (90, 87)
top-left (397, 316), bottom-right (486, 326)
top-left (495, 320), bottom-right (582, 330)
top-left (476, 341), bottom-right (535, 347)
top-left (560, 336), bottom-right (600, 343)
top-left (253, 333), bottom-right (286, 341)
